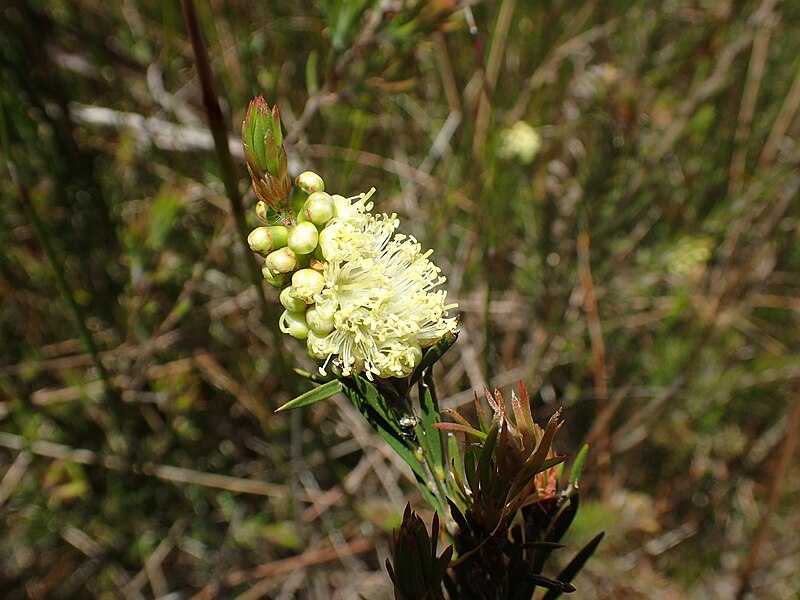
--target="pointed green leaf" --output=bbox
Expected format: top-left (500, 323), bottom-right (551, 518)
top-left (274, 380), bottom-right (342, 412)
top-left (416, 370), bottom-right (444, 476)
top-left (251, 106), bottom-right (268, 171)
top-left (474, 391), bottom-right (490, 432)
top-left (343, 375), bottom-right (404, 437)
top-left (409, 329), bottom-right (458, 387)
top-left (519, 541), bottom-right (566, 551)
top-left (478, 423), bottom-right (499, 496)
top-left (568, 444), bottom-right (590, 486)
top-left (433, 422), bottom-right (487, 441)
top-left (529, 574), bottom-right (575, 594)
top-left (305, 50), bottom-right (320, 96)
top-left (541, 532), bottom-right (605, 600)
top-left (508, 409), bottom-right (561, 501)
top-left (271, 105), bottom-right (283, 149)
top-left (264, 130), bottom-right (280, 176)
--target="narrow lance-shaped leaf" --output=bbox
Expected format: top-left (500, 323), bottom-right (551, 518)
top-left (409, 328), bottom-right (458, 387)
top-left (341, 378), bottom-right (448, 515)
top-left (541, 532), bottom-right (605, 600)
top-left (478, 423), bottom-right (500, 499)
top-left (507, 408), bottom-right (562, 502)
top-left (568, 443), bottom-right (590, 486)
top-left (416, 368), bottom-right (444, 476)
top-left (271, 104), bottom-right (283, 149)
top-left (274, 380), bottom-right (342, 412)
top-left (345, 375), bottom-right (404, 437)
top-left (434, 422), bottom-right (487, 441)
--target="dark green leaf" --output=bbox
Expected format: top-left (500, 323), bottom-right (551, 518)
top-left (274, 380), bottom-right (342, 412)
top-left (541, 532), bottom-right (605, 600)
top-left (409, 329), bottom-right (458, 387)
top-left (415, 369), bottom-right (444, 479)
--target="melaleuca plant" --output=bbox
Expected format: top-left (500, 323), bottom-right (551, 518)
top-left (434, 384), bottom-right (604, 599)
top-left (241, 96), bottom-right (601, 599)
top-left (386, 505), bottom-right (453, 600)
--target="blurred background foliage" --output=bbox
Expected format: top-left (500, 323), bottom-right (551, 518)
top-left (1, 0), bottom-right (799, 598)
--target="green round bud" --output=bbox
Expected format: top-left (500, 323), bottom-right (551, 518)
top-left (288, 221), bottom-right (319, 255)
top-left (295, 171), bottom-right (325, 194)
top-left (255, 200), bottom-right (269, 222)
top-left (249, 226), bottom-right (289, 255)
top-left (269, 225), bottom-right (289, 248)
top-left (306, 305), bottom-right (334, 335)
top-left (261, 267), bottom-right (287, 288)
top-left (264, 247), bottom-right (298, 275)
top-left (280, 286), bottom-right (307, 312)
top-left (269, 225), bottom-right (289, 250)
top-left (248, 227), bottom-right (272, 255)
top-left (279, 310), bottom-right (309, 340)
top-left (303, 192), bottom-right (335, 226)
top-left (290, 268), bottom-right (326, 303)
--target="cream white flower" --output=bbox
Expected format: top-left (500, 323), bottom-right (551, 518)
top-left (497, 121), bottom-right (542, 164)
top-left (307, 195), bottom-right (457, 380)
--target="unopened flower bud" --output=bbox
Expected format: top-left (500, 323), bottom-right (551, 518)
top-left (288, 221), bottom-right (319, 255)
top-left (295, 171), bottom-right (325, 194)
top-left (248, 225), bottom-right (288, 255)
top-left (290, 268), bottom-right (325, 303)
top-left (264, 247), bottom-right (298, 275)
top-left (242, 96), bottom-right (291, 209)
top-left (255, 200), bottom-right (269, 222)
top-left (279, 310), bottom-right (309, 340)
top-left (303, 192), bottom-right (335, 226)
top-left (248, 227), bottom-right (272, 255)
top-left (280, 286), bottom-right (307, 312)
top-left (261, 267), bottom-right (287, 288)
top-left (306, 306), bottom-right (334, 335)
top-left (271, 226), bottom-right (289, 248)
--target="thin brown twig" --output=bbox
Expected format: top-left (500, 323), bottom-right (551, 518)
top-left (729, 22), bottom-right (773, 198)
top-left (0, 451), bottom-right (32, 509)
top-left (757, 57), bottom-right (800, 169)
top-left (736, 384), bottom-right (800, 599)
top-left (577, 230), bottom-right (611, 499)
top-left (0, 432), bottom-right (304, 500)
top-left (188, 538), bottom-right (375, 600)
top-left (472, 0), bottom-right (517, 157)
top-left (122, 519), bottom-right (188, 598)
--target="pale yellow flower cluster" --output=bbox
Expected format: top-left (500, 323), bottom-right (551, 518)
top-left (249, 176), bottom-right (457, 380)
